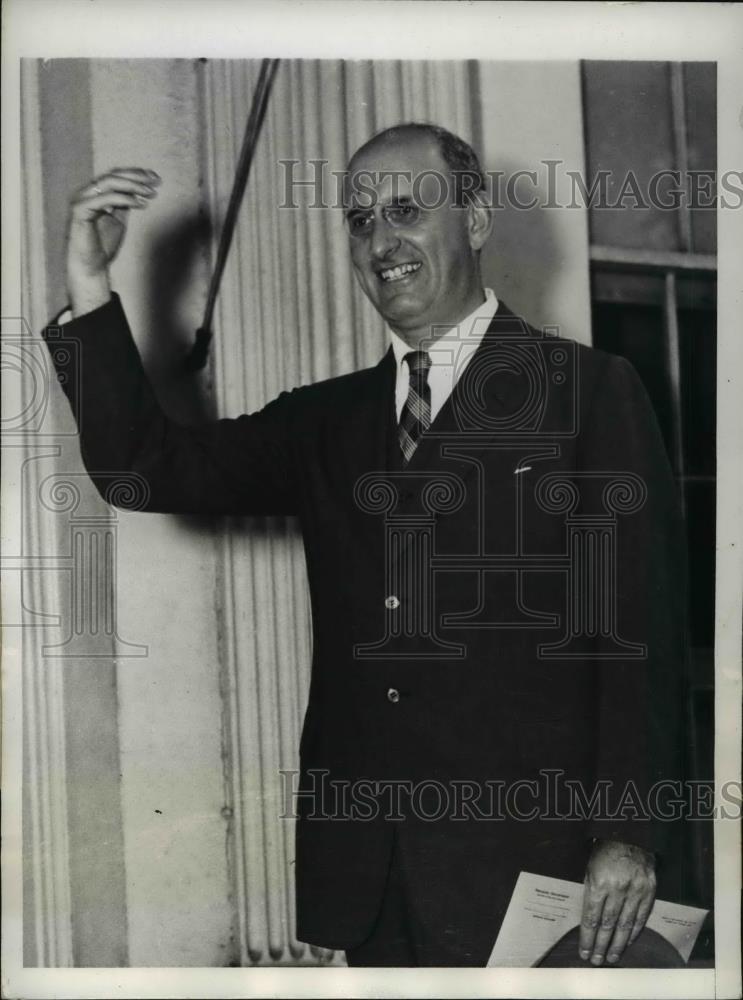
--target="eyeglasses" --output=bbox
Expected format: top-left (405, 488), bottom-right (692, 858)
top-left (344, 202), bottom-right (422, 239)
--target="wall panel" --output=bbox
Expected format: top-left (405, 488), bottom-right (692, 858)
top-left (477, 61), bottom-right (592, 344)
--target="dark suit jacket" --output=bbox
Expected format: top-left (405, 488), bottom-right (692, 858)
top-left (42, 294), bottom-right (688, 964)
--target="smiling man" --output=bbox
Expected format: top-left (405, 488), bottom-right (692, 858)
top-left (345, 127), bottom-right (492, 346)
top-left (42, 122), bottom-right (686, 968)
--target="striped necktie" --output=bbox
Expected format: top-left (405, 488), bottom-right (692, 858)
top-left (398, 350), bottom-right (432, 463)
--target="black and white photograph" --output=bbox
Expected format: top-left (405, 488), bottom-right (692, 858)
top-left (2, 2), bottom-right (741, 998)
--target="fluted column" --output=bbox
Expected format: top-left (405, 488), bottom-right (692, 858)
top-left (16, 59), bottom-right (74, 968)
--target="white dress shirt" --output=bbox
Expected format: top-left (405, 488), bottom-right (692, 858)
top-left (389, 287), bottom-right (499, 423)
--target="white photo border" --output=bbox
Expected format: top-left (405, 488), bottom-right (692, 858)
top-left (2, 2), bottom-right (741, 998)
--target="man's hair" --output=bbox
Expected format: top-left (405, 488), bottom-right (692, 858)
top-left (350, 121), bottom-right (486, 207)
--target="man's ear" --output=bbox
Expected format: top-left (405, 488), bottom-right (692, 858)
top-left (466, 192), bottom-right (494, 251)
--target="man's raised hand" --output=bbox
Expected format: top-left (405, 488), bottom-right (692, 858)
top-left (66, 167), bottom-right (160, 317)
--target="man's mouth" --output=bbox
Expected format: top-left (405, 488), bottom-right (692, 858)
top-left (377, 261), bottom-right (422, 283)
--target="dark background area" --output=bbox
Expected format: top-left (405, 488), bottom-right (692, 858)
top-left (582, 60), bottom-right (716, 961)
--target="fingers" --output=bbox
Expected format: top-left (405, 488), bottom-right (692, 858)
top-left (596, 883), bottom-right (656, 965)
top-left (85, 168), bottom-right (161, 195)
top-left (581, 890), bottom-right (626, 966)
top-left (578, 880), bottom-right (605, 962)
top-left (101, 167), bottom-right (161, 184)
top-left (71, 169), bottom-right (161, 219)
top-left (591, 894), bottom-right (624, 965)
top-left (580, 883), bottom-right (656, 966)
top-left (604, 893), bottom-right (641, 964)
top-left (628, 886), bottom-right (656, 947)
top-left (580, 886), bottom-right (631, 966)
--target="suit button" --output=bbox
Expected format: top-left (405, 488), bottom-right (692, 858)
top-left (387, 687), bottom-right (400, 704)
top-left (385, 595), bottom-right (400, 610)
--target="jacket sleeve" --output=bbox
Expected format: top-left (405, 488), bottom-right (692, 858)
top-left (577, 352), bottom-right (689, 858)
top-left (40, 294), bottom-right (301, 516)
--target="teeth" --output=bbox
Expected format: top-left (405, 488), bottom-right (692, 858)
top-left (379, 262), bottom-right (421, 282)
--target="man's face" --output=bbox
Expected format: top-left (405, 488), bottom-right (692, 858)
top-left (345, 134), bottom-right (484, 340)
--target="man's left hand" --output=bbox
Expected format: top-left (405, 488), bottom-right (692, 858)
top-left (579, 838), bottom-right (656, 966)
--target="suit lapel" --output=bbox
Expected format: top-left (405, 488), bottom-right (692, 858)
top-left (382, 302), bottom-right (545, 575)
top-left (336, 302), bottom-right (540, 565)
top-left (404, 300), bottom-right (536, 475)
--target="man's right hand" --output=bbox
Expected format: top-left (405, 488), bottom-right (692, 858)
top-left (66, 167), bottom-right (161, 317)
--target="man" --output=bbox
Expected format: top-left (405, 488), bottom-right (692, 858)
top-left (43, 123), bottom-right (686, 967)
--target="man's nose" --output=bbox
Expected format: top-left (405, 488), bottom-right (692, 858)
top-left (369, 215), bottom-right (401, 259)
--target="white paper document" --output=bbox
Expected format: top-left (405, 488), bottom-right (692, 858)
top-left (487, 871), bottom-right (709, 967)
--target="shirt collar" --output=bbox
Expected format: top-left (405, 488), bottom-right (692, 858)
top-left (388, 288), bottom-right (499, 369)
